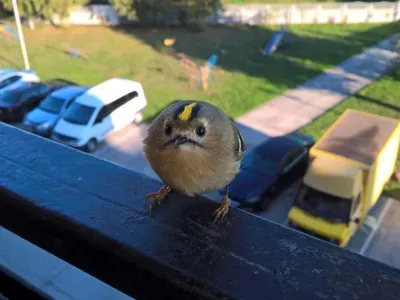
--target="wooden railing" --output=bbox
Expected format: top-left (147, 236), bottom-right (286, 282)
top-left (1, 121), bottom-right (400, 300)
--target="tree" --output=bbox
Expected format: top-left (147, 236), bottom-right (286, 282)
top-left (0, 0), bottom-right (89, 25)
top-left (110, 0), bottom-right (221, 27)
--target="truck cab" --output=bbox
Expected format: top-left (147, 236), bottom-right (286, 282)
top-left (289, 157), bottom-right (364, 247)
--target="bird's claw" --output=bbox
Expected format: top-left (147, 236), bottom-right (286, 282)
top-left (145, 185), bottom-right (171, 215)
top-left (145, 192), bottom-right (163, 205)
top-left (213, 196), bottom-right (231, 224)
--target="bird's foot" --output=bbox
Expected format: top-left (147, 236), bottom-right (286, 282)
top-left (145, 185), bottom-right (171, 215)
top-left (213, 195), bottom-right (231, 224)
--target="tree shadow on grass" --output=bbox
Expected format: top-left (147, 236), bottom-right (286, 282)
top-left (110, 22), bottom-right (399, 121)
top-left (386, 187), bottom-right (400, 201)
top-left (355, 93), bottom-right (400, 113)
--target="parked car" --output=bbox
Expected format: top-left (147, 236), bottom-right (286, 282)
top-left (23, 85), bottom-right (91, 137)
top-left (221, 132), bottom-right (315, 212)
top-left (0, 79), bottom-right (77, 122)
top-left (0, 68), bottom-right (40, 92)
top-left (51, 78), bottom-right (147, 153)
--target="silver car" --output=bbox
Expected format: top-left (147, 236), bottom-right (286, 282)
top-left (0, 68), bottom-right (40, 92)
top-left (23, 85), bottom-right (90, 137)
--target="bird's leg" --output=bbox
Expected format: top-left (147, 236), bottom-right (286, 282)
top-left (145, 184), bottom-right (171, 214)
top-left (213, 185), bottom-right (231, 223)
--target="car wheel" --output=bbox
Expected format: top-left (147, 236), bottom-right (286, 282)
top-left (133, 112), bottom-right (143, 124)
top-left (253, 195), bottom-right (273, 212)
top-left (85, 138), bottom-right (98, 153)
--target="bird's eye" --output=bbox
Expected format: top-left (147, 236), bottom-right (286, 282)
top-left (165, 124), bottom-right (172, 136)
top-left (196, 125), bottom-right (206, 137)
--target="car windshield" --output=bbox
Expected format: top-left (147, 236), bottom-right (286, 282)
top-left (63, 102), bottom-right (96, 125)
top-left (0, 80), bottom-right (15, 90)
top-left (39, 95), bottom-right (66, 114)
top-left (240, 151), bottom-right (280, 176)
top-left (293, 184), bottom-right (352, 223)
top-left (0, 90), bottom-right (22, 104)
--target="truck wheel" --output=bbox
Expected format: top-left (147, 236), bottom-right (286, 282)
top-left (85, 138), bottom-right (98, 153)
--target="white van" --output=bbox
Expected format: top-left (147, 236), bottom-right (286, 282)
top-left (51, 78), bottom-right (146, 152)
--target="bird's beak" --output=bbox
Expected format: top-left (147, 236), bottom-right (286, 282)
top-left (174, 136), bottom-right (188, 146)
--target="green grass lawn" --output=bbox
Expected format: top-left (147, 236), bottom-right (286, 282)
top-left (300, 66), bottom-right (400, 199)
top-left (0, 22), bottom-right (398, 120)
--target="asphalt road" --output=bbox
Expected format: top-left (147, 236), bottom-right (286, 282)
top-left (364, 199), bottom-right (400, 270)
top-left (15, 121), bottom-right (400, 271)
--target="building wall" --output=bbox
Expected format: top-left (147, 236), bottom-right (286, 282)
top-left (56, 2), bottom-right (400, 26)
top-left (52, 5), bottom-right (120, 25)
top-left (208, 1), bottom-right (400, 25)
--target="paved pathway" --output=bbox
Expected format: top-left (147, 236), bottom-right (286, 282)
top-left (365, 199), bottom-right (400, 269)
top-left (237, 32), bottom-right (400, 137)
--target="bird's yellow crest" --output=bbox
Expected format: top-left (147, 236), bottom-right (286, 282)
top-left (178, 102), bottom-right (197, 121)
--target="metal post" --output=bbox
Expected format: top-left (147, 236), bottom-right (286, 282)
top-left (12, 0), bottom-right (30, 70)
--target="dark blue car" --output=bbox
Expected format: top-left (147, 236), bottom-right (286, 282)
top-left (223, 132), bottom-right (315, 212)
top-left (0, 79), bottom-right (76, 123)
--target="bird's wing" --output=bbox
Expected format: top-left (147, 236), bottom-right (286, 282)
top-left (232, 123), bottom-right (246, 161)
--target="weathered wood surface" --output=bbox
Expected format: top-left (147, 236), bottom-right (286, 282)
top-left (1, 122), bottom-right (400, 300)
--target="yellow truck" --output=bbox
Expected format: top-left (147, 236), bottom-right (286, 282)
top-left (288, 109), bottom-right (400, 247)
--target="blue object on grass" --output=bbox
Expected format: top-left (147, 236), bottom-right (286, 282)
top-left (206, 54), bottom-right (218, 81)
top-left (5, 25), bottom-right (18, 40)
top-left (71, 50), bottom-right (79, 57)
top-left (207, 54), bottom-right (218, 68)
top-left (262, 31), bottom-right (284, 56)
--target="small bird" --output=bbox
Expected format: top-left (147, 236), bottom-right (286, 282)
top-left (143, 100), bottom-right (246, 223)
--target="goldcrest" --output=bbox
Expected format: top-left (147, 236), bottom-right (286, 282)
top-left (143, 100), bottom-right (246, 222)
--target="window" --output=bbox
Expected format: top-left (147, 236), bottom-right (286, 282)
top-left (351, 193), bottom-right (361, 216)
top-left (39, 85), bottom-right (51, 95)
top-left (114, 95), bottom-right (127, 110)
top-left (108, 91), bottom-right (139, 114)
top-left (63, 102), bottom-right (96, 125)
top-left (94, 106), bottom-right (108, 124)
top-left (240, 151), bottom-right (280, 176)
top-left (0, 76), bottom-right (21, 90)
top-left (280, 147), bottom-right (306, 173)
top-left (39, 96), bottom-right (66, 114)
top-left (127, 91), bottom-right (139, 100)
top-left (294, 185), bottom-right (352, 223)
top-left (0, 90), bottom-right (22, 104)
top-left (20, 86), bottom-right (41, 103)
top-left (107, 97), bottom-right (122, 114)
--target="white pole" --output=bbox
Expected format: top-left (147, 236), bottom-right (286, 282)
top-left (12, 0), bottom-right (30, 70)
